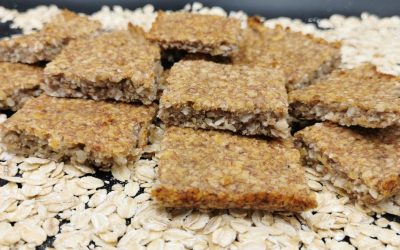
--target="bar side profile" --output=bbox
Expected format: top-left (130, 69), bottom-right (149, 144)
top-left (43, 25), bottom-right (162, 104)
top-left (0, 95), bottom-right (157, 168)
top-left (152, 127), bottom-right (316, 211)
top-left (158, 60), bottom-right (290, 138)
top-left (295, 122), bottom-right (400, 204)
top-left (0, 10), bottom-right (102, 63)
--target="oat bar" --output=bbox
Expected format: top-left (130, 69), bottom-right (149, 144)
top-left (0, 10), bottom-right (101, 64)
top-left (0, 95), bottom-right (157, 168)
top-left (152, 127), bottom-right (316, 211)
top-left (0, 62), bottom-right (43, 111)
top-left (44, 25), bottom-right (162, 104)
top-left (158, 60), bottom-right (290, 138)
top-left (289, 64), bottom-right (400, 128)
top-left (233, 17), bottom-right (341, 91)
top-left (295, 122), bottom-right (400, 204)
top-left (147, 12), bottom-right (241, 56)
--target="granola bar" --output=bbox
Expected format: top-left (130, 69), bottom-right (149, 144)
top-left (289, 64), bottom-right (400, 128)
top-left (0, 62), bottom-right (43, 111)
top-left (146, 12), bottom-right (241, 56)
top-left (295, 122), bottom-right (400, 204)
top-left (152, 127), bottom-right (316, 211)
top-left (0, 95), bottom-right (157, 168)
top-left (158, 60), bottom-right (290, 138)
top-left (44, 25), bottom-right (162, 104)
top-left (233, 17), bottom-right (341, 91)
top-left (0, 10), bottom-right (101, 64)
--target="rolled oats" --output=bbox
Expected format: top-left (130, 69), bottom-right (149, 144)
top-left (78, 176), bottom-right (104, 189)
top-left (88, 189), bottom-right (108, 208)
top-left (211, 225), bottom-right (237, 247)
top-left (21, 184), bottom-right (42, 197)
top-left (124, 181), bottom-right (140, 197)
top-left (111, 165), bottom-right (131, 182)
top-left (117, 197), bottom-right (137, 219)
top-left (91, 212), bottom-right (110, 234)
top-left (163, 228), bottom-right (194, 241)
top-left (183, 212), bottom-right (210, 231)
top-left (147, 238), bottom-right (165, 250)
top-left (70, 210), bottom-right (92, 230)
top-left (42, 218), bottom-right (59, 236)
top-left (17, 221), bottom-right (47, 245)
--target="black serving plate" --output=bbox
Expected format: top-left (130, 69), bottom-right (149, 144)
top-left (1, 0), bottom-right (400, 21)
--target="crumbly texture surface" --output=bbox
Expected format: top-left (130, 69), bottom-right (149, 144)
top-left (158, 60), bottom-right (290, 138)
top-left (295, 122), bottom-right (400, 204)
top-left (0, 62), bottom-right (43, 111)
top-left (44, 25), bottom-right (161, 104)
top-left (233, 18), bottom-right (341, 91)
top-left (289, 64), bottom-right (400, 128)
top-left (0, 10), bottom-right (102, 63)
top-left (146, 12), bottom-right (241, 56)
top-left (0, 95), bottom-right (157, 167)
top-left (152, 126), bottom-right (316, 211)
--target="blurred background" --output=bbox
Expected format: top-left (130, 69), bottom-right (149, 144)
top-left (1, 0), bottom-right (400, 21)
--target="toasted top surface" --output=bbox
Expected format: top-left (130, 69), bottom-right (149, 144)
top-left (0, 10), bottom-right (101, 48)
top-left (44, 25), bottom-right (160, 88)
top-left (158, 126), bottom-right (313, 198)
top-left (0, 62), bottom-right (43, 98)
top-left (295, 122), bottom-right (400, 193)
top-left (161, 60), bottom-right (288, 114)
top-left (1, 95), bottom-right (157, 156)
top-left (233, 18), bottom-right (340, 87)
top-left (147, 12), bottom-right (241, 48)
top-left (289, 64), bottom-right (400, 112)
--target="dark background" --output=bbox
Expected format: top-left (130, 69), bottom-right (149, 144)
top-left (1, 0), bottom-right (400, 21)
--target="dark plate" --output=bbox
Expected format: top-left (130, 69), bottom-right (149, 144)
top-left (1, 0), bottom-right (400, 21)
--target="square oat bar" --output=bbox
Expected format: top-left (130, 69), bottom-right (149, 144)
top-left (0, 10), bottom-right (101, 64)
top-left (295, 122), bottom-right (400, 204)
top-left (152, 127), bottom-right (316, 211)
top-left (233, 17), bottom-right (341, 91)
top-left (146, 12), bottom-right (241, 56)
top-left (0, 62), bottom-right (43, 111)
top-left (0, 95), bottom-right (157, 168)
top-left (158, 60), bottom-right (290, 138)
top-left (44, 25), bottom-right (162, 104)
top-left (289, 64), bottom-right (400, 128)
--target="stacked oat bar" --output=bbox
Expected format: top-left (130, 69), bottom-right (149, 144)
top-left (290, 64), bottom-right (400, 204)
top-left (233, 17), bottom-right (341, 91)
top-left (0, 12), bottom-right (158, 170)
top-left (0, 62), bottom-right (43, 110)
top-left (149, 12), bottom-right (319, 211)
top-left (0, 10), bottom-right (102, 63)
top-left (44, 24), bottom-right (162, 104)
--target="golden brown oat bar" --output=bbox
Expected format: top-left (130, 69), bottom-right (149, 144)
top-left (289, 64), bottom-right (400, 128)
top-left (295, 122), bottom-right (400, 204)
top-left (158, 60), bottom-right (290, 138)
top-left (233, 18), bottom-right (341, 91)
top-left (0, 95), bottom-right (157, 168)
top-left (0, 10), bottom-right (101, 64)
top-left (0, 62), bottom-right (43, 111)
top-left (152, 127), bottom-right (316, 211)
top-left (146, 12), bottom-right (241, 56)
top-left (44, 25), bottom-right (162, 104)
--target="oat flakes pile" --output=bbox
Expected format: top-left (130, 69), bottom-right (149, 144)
top-left (0, 2), bottom-right (399, 249)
